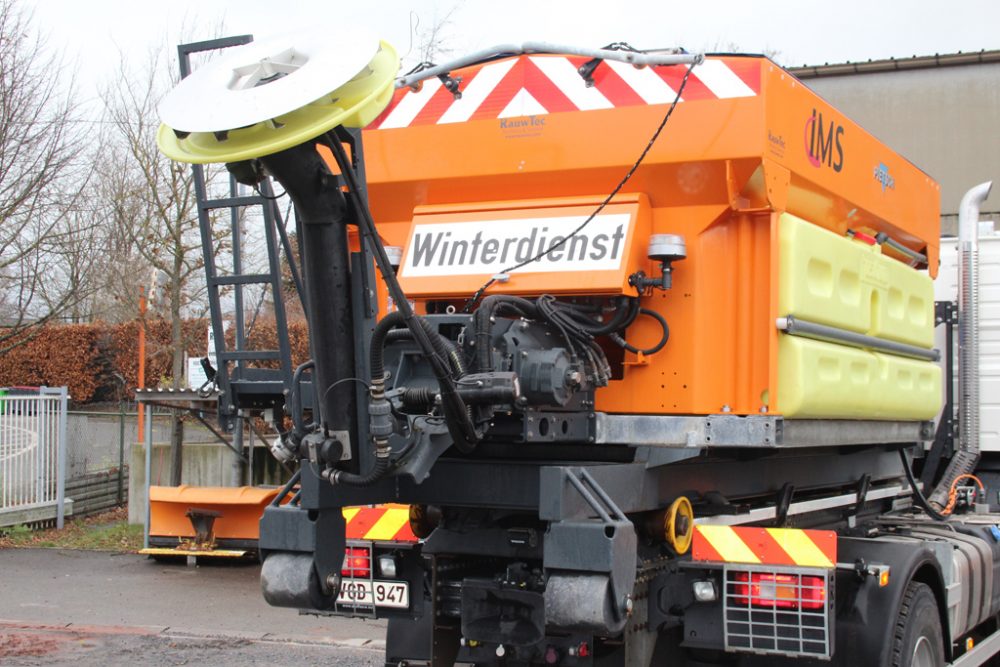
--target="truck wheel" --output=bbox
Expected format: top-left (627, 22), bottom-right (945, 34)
top-left (891, 581), bottom-right (944, 667)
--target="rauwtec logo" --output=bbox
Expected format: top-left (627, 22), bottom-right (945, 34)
top-left (804, 108), bottom-right (845, 172)
top-left (401, 214), bottom-right (631, 278)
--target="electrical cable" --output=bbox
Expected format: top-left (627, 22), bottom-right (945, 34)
top-left (943, 473), bottom-right (986, 515)
top-left (461, 60), bottom-right (698, 313)
top-left (253, 184), bottom-right (287, 200)
top-left (610, 307), bottom-right (670, 355)
top-left (320, 377), bottom-right (372, 404)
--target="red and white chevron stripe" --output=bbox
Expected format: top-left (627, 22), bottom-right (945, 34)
top-left (371, 55), bottom-right (761, 130)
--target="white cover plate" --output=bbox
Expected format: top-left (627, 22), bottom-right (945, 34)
top-left (159, 30), bottom-right (380, 133)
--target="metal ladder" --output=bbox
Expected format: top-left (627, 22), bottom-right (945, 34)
top-left (176, 36), bottom-right (305, 432)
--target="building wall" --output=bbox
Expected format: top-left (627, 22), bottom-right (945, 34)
top-left (791, 59), bottom-right (1000, 234)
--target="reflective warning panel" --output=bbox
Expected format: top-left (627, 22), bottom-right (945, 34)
top-left (693, 525), bottom-right (836, 568)
top-left (343, 504), bottom-right (418, 543)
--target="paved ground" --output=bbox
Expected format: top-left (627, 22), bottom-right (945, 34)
top-left (0, 548), bottom-right (388, 665)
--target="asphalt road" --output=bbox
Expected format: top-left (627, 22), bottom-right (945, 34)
top-left (0, 548), bottom-right (387, 665)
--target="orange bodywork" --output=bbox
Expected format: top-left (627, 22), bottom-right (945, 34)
top-left (349, 54), bottom-right (939, 417)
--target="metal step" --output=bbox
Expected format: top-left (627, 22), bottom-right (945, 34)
top-left (210, 273), bottom-right (274, 286)
top-left (218, 350), bottom-right (281, 362)
top-left (200, 195), bottom-right (267, 210)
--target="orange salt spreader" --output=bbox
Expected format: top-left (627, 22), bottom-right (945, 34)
top-left (360, 53), bottom-right (941, 421)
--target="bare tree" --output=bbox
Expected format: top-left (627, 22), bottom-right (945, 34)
top-left (0, 0), bottom-right (91, 347)
top-left (35, 210), bottom-right (108, 323)
top-left (405, 3), bottom-right (463, 71)
top-left (100, 44), bottom-right (229, 484)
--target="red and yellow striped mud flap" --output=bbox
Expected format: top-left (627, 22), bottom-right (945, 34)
top-left (343, 504), bottom-right (418, 543)
top-left (692, 526), bottom-right (837, 568)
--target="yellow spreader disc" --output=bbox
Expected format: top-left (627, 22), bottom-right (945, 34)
top-left (157, 40), bottom-right (398, 164)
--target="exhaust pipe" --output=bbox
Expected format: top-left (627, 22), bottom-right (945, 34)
top-left (928, 181), bottom-right (993, 511)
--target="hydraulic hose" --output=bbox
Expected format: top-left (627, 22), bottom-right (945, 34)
top-left (331, 455), bottom-right (389, 487)
top-left (562, 296), bottom-right (639, 337)
top-left (898, 449), bottom-right (948, 521)
top-left (325, 133), bottom-right (480, 452)
top-left (369, 310), bottom-right (479, 454)
top-left (387, 329), bottom-right (467, 377)
top-left (328, 312), bottom-right (406, 487)
top-left (341, 310), bottom-right (469, 484)
top-left (370, 311), bottom-right (407, 390)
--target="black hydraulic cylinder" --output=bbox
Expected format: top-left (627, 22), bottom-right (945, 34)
top-left (260, 144), bottom-right (357, 460)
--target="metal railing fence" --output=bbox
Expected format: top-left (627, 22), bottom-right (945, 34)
top-left (0, 387), bottom-right (68, 528)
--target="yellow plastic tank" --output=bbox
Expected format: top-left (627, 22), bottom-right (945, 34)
top-left (778, 336), bottom-right (941, 419)
top-left (778, 213), bottom-right (934, 348)
top-left (777, 214), bottom-right (940, 419)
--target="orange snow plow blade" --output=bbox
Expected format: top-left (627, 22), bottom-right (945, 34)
top-left (142, 485), bottom-right (281, 557)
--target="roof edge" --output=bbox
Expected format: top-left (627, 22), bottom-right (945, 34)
top-left (789, 49), bottom-right (1000, 78)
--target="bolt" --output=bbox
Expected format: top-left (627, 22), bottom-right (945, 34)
top-left (624, 595), bottom-right (634, 616)
top-left (721, 405), bottom-right (731, 413)
top-left (759, 406), bottom-right (768, 414)
top-left (496, 644), bottom-right (506, 657)
top-left (521, 350), bottom-right (529, 358)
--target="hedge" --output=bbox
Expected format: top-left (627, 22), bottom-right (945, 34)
top-left (0, 319), bottom-right (312, 405)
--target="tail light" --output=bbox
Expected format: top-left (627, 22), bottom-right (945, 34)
top-left (342, 546), bottom-right (372, 579)
top-left (731, 571), bottom-right (826, 610)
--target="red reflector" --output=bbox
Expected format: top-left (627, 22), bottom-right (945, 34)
top-left (732, 572), bottom-right (825, 610)
top-left (849, 230), bottom-right (878, 246)
top-left (342, 546), bottom-right (372, 579)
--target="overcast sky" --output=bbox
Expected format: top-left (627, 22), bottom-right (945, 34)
top-left (27, 0), bottom-right (1000, 111)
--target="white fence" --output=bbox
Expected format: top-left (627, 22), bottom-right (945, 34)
top-left (0, 388), bottom-right (68, 528)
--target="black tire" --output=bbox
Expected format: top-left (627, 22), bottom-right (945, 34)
top-left (891, 581), bottom-right (944, 667)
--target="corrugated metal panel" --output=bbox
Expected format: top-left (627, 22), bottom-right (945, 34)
top-left (937, 231), bottom-right (1000, 451)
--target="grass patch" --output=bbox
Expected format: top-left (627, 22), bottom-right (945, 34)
top-left (0, 506), bottom-right (142, 552)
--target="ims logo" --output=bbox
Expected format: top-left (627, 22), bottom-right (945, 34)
top-left (804, 109), bottom-right (845, 172)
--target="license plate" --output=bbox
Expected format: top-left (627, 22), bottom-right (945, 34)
top-left (338, 579), bottom-right (409, 608)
